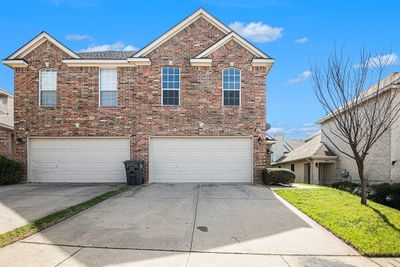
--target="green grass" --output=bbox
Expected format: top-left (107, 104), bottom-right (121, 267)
top-left (0, 185), bottom-right (134, 248)
top-left (274, 187), bottom-right (400, 256)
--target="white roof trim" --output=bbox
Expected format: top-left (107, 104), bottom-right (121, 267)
top-left (133, 8), bottom-right (231, 57)
top-left (252, 58), bottom-right (274, 67)
top-left (63, 58), bottom-right (151, 67)
top-left (195, 32), bottom-right (270, 59)
top-left (126, 58), bottom-right (151, 65)
top-left (0, 122), bottom-right (13, 131)
top-left (7, 32), bottom-right (80, 60)
top-left (63, 59), bottom-right (130, 67)
top-left (0, 88), bottom-right (13, 97)
top-left (190, 58), bottom-right (212, 66)
top-left (3, 59), bottom-right (28, 68)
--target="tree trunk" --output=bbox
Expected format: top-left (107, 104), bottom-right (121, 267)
top-left (356, 160), bottom-right (368, 205)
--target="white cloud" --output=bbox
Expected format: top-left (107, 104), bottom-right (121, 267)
top-left (269, 127), bottom-right (284, 134)
top-left (229, 21), bottom-right (283, 43)
top-left (66, 34), bottom-right (92, 41)
top-left (79, 42), bottom-right (137, 52)
top-left (287, 70), bottom-right (312, 85)
top-left (268, 123), bottom-right (319, 138)
top-left (294, 37), bottom-right (308, 44)
top-left (357, 53), bottom-right (399, 68)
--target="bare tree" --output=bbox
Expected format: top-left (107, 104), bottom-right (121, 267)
top-left (311, 47), bottom-right (400, 205)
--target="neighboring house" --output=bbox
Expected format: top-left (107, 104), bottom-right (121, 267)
top-left (0, 88), bottom-right (14, 158)
top-left (318, 72), bottom-right (400, 185)
top-left (3, 9), bottom-right (274, 183)
top-left (269, 134), bottom-right (304, 163)
top-left (272, 131), bottom-right (337, 184)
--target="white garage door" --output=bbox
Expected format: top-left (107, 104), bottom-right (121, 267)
top-left (29, 138), bottom-right (130, 183)
top-left (149, 137), bottom-right (252, 183)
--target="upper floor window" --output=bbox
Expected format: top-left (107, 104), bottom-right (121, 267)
top-left (99, 68), bottom-right (117, 107)
top-left (223, 68), bottom-right (241, 106)
top-left (39, 68), bottom-right (57, 107)
top-left (162, 67), bottom-right (180, 106)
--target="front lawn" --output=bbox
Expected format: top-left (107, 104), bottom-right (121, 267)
top-left (274, 187), bottom-right (400, 256)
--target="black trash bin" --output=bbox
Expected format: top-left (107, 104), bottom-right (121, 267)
top-left (123, 160), bottom-right (144, 185)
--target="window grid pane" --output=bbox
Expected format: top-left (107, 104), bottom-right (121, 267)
top-left (223, 91), bottom-right (240, 106)
top-left (100, 69), bottom-right (117, 107)
top-left (100, 91), bottom-right (117, 107)
top-left (223, 68), bottom-right (240, 106)
top-left (40, 91), bottom-right (57, 106)
top-left (162, 67), bottom-right (180, 105)
top-left (39, 69), bottom-right (57, 107)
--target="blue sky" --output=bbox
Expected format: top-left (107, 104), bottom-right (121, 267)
top-left (0, 0), bottom-right (399, 138)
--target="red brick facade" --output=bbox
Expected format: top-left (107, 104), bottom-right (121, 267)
top-left (13, 18), bottom-right (270, 183)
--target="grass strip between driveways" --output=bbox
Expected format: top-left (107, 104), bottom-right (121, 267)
top-left (0, 185), bottom-right (134, 248)
top-left (274, 187), bottom-right (400, 256)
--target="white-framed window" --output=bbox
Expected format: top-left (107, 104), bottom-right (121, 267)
top-left (161, 67), bottom-right (180, 106)
top-left (99, 68), bottom-right (118, 107)
top-left (39, 68), bottom-right (57, 107)
top-left (223, 68), bottom-right (241, 106)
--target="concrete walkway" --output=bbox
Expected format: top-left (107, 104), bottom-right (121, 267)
top-left (0, 183), bottom-right (390, 266)
top-left (0, 183), bottom-right (120, 234)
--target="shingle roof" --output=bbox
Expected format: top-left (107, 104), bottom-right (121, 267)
top-left (77, 51), bottom-right (136, 60)
top-left (272, 131), bottom-right (336, 165)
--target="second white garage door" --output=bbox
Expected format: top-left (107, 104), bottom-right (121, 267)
top-left (29, 138), bottom-right (130, 183)
top-left (149, 137), bottom-right (253, 183)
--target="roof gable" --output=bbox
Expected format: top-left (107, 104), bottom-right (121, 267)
top-left (133, 8), bottom-right (231, 57)
top-left (195, 32), bottom-right (271, 59)
top-left (6, 32), bottom-right (80, 60)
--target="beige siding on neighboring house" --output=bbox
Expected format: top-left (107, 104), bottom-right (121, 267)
top-left (278, 162), bottom-right (306, 183)
top-left (320, 89), bottom-right (399, 184)
top-left (390, 91), bottom-right (400, 182)
top-left (0, 94), bottom-right (14, 128)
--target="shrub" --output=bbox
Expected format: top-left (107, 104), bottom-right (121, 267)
top-left (0, 156), bottom-right (22, 185)
top-left (331, 181), bottom-right (361, 195)
top-left (369, 183), bottom-right (400, 210)
top-left (331, 181), bottom-right (400, 210)
top-left (262, 168), bottom-right (296, 185)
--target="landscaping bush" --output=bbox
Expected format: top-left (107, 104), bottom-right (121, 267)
top-left (331, 181), bottom-right (361, 195)
top-left (0, 156), bottom-right (22, 185)
top-left (262, 168), bottom-right (296, 185)
top-left (331, 181), bottom-right (400, 210)
top-left (369, 183), bottom-right (400, 210)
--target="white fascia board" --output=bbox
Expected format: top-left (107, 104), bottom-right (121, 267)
top-left (3, 59), bottom-right (28, 68)
top-left (63, 59), bottom-right (131, 67)
top-left (133, 8), bottom-right (231, 58)
top-left (8, 32), bottom-right (80, 60)
top-left (63, 58), bottom-right (152, 67)
top-left (190, 58), bottom-right (212, 66)
top-left (195, 32), bottom-right (269, 59)
top-left (251, 58), bottom-right (275, 67)
top-left (127, 58), bottom-right (151, 65)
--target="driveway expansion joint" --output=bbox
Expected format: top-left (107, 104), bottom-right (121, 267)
top-left (18, 241), bottom-right (365, 257)
top-left (189, 183), bottom-right (201, 251)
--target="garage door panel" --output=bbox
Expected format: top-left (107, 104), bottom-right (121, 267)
top-left (29, 138), bottom-right (130, 183)
top-left (150, 137), bottom-right (252, 183)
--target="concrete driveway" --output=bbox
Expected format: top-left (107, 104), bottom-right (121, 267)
top-left (0, 184), bottom-right (381, 266)
top-left (0, 184), bottom-right (119, 234)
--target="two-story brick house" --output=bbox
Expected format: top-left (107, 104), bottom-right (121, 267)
top-left (3, 9), bottom-right (274, 183)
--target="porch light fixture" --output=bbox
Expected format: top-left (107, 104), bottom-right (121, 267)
top-left (15, 138), bottom-right (24, 145)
